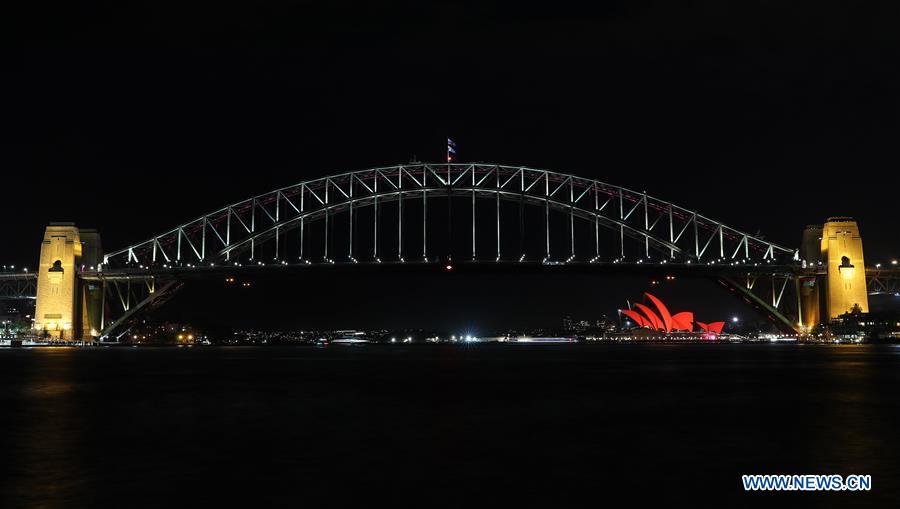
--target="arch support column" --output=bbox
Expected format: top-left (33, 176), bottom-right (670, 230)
top-left (821, 217), bottom-right (869, 319)
top-left (33, 223), bottom-right (103, 341)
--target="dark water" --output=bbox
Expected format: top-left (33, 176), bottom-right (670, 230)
top-left (1, 344), bottom-right (898, 508)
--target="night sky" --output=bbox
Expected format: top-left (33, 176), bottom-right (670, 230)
top-left (4, 2), bottom-right (900, 330)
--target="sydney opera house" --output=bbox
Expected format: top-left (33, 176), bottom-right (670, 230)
top-left (620, 293), bottom-right (725, 339)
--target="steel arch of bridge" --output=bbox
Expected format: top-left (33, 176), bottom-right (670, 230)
top-left (0, 273), bottom-right (36, 300)
top-left (867, 268), bottom-right (900, 295)
top-left (104, 163), bottom-right (797, 270)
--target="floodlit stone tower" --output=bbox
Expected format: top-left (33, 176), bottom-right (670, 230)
top-left (820, 217), bottom-right (869, 319)
top-left (798, 225), bottom-right (822, 331)
top-left (79, 229), bottom-right (104, 339)
top-left (34, 224), bottom-right (82, 340)
top-left (33, 224), bottom-right (103, 341)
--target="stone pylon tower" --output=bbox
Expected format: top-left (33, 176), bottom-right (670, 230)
top-left (820, 217), bottom-right (869, 319)
top-left (798, 225), bottom-right (822, 331)
top-left (33, 224), bottom-right (103, 341)
top-left (79, 229), bottom-right (104, 339)
top-left (798, 218), bottom-right (870, 330)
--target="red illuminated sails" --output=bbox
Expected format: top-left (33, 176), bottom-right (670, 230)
top-left (619, 293), bottom-right (723, 335)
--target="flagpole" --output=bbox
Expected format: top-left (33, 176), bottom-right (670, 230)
top-left (446, 137), bottom-right (452, 261)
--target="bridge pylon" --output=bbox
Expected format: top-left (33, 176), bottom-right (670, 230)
top-left (821, 217), bottom-right (869, 318)
top-left (799, 217), bottom-right (870, 331)
top-left (33, 223), bottom-right (102, 341)
top-left (798, 225), bottom-right (822, 331)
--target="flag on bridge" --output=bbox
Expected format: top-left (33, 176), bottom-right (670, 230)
top-left (447, 138), bottom-right (457, 162)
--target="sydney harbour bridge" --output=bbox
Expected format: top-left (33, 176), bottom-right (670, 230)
top-left (2, 162), bottom-right (898, 341)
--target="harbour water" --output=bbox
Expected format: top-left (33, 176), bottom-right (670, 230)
top-left (1, 344), bottom-right (897, 507)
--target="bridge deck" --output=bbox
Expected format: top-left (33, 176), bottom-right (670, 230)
top-left (77, 261), bottom-right (806, 281)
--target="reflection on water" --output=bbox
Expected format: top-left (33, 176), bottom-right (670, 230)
top-left (0, 344), bottom-right (898, 507)
top-left (3, 349), bottom-right (85, 508)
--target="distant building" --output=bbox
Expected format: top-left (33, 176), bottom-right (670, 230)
top-left (829, 312), bottom-right (900, 342)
